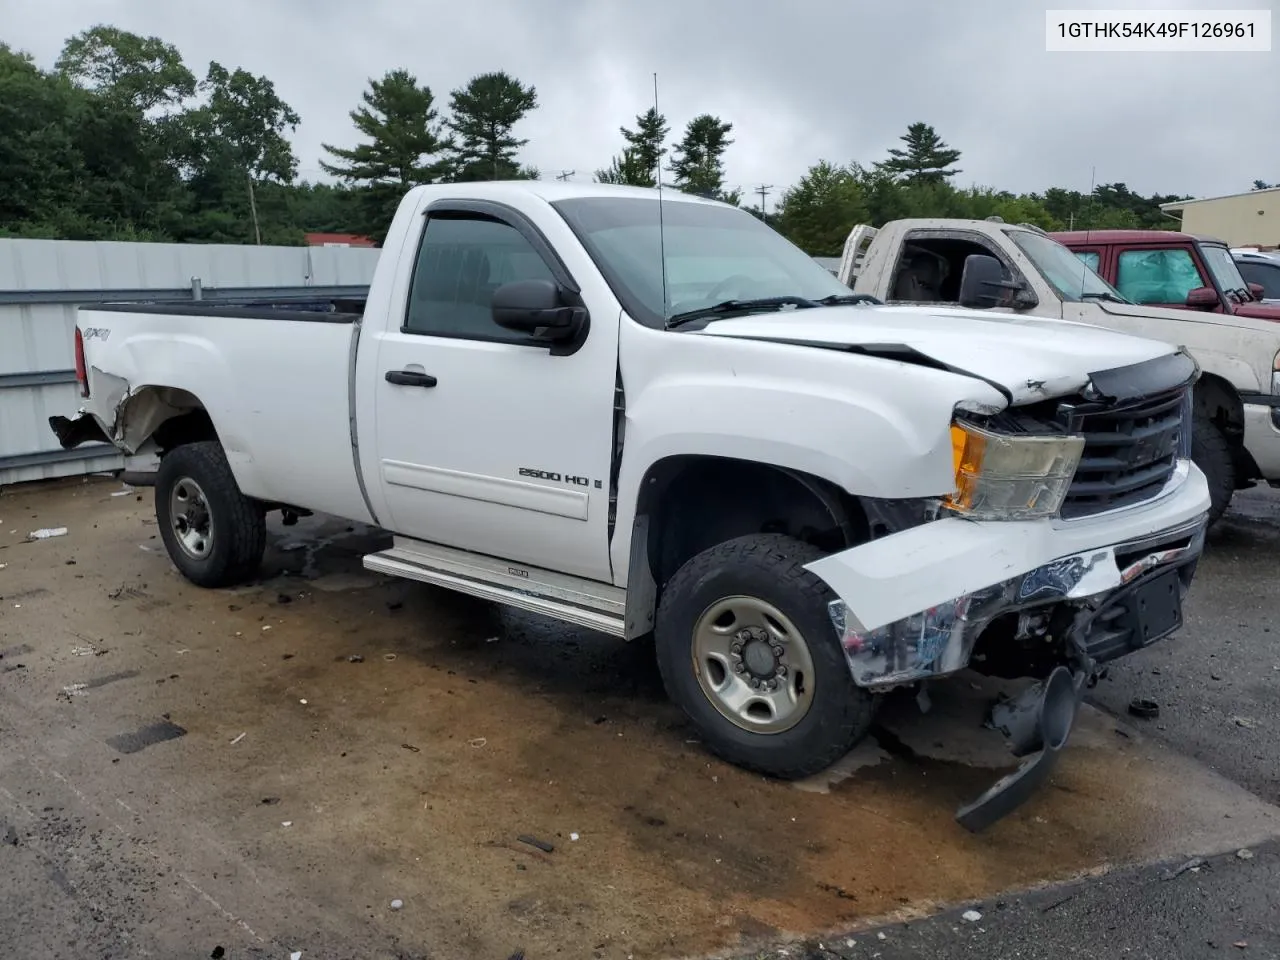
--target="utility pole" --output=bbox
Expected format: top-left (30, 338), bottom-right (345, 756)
top-left (556, 170), bottom-right (575, 182)
top-left (755, 184), bottom-right (774, 219)
top-left (247, 173), bottom-right (262, 245)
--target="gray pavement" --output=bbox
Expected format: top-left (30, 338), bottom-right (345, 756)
top-left (741, 485), bottom-right (1280, 960)
top-left (2, 479), bottom-right (1279, 959)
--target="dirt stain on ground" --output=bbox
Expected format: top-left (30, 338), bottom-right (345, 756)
top-left (1, 477), bottom-right (1276, 959)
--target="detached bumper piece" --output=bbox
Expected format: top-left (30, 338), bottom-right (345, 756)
top-left (953, 551), bottom-right (1201, 832)
top-left (954, 664), bottom-right (1085, 833)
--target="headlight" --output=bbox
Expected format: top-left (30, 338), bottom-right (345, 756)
top-left (1272, 349), bottom-right (1280, 394)
top-left (945, 421), bottom-right (1085, 520)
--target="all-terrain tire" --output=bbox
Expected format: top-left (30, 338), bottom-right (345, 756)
top-left (654, 533), bottom-right (876, 780)
top-left (155, 441), bottom-right (266, 588)
top-left (1191, 413), bottom-right (1235, 526)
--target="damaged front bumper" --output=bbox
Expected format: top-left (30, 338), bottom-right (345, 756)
top-left (805, 458), bottom-right (1210, 830)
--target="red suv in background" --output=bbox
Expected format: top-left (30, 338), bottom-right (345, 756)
top-left (1052, 230), bottom-right (1280, 321)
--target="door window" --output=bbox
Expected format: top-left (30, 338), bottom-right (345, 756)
top-left (1115, 248), bottom-right (1207, 305)
top-left (404, 215), bottom-right (557, 341)
top-left (1237, 260), bottom-right (1280, 299)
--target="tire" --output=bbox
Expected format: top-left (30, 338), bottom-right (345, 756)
top-left (654, 533), bottom-right (875, 779)
top-left (155, 441), bottom-right (266, 588)
top-left (1191, 413), bottom-right (1235, 526)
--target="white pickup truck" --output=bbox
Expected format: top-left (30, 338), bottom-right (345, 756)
top-left (838, 218), bottom-right (1280, 523)
top-left (52, 182), bottom-right (1210, 831)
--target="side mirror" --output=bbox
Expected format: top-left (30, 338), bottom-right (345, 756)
top-left (1248, 282), bottom-right (1265, 301)
top-left (491, 279), bottom-right (587, 341)
top-left (1185, 286), bottom-right (1219, 309)
top-left (958, 254), bottom-right (1029, 309)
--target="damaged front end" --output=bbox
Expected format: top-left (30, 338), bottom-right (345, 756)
top-left (807, 351), bottom-right (1210, 830)
top-left (822, 514), bottom-right (1203, 831)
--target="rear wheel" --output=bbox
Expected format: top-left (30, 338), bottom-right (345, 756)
top-left (1191, 413), bottom-right (1235, 525)
top-left (654, 533), bottom-right (875, 779)
top-left (155, 441), bottom-right (266, 587)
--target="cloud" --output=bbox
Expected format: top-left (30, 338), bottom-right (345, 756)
top-left (5, 0), bottom-right (1276, 199)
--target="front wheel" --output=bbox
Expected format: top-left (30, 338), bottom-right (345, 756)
top-left (155, 441), bottom-right (266, 588)
top-left (654, 533), bottom-right (875, 779)
top-left (1191, 413), bottom-right (1235, 526)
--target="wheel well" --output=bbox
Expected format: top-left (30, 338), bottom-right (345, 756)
top-left (114, 386), bottom-right (217, 455)
top-left (1194, 373), bottom-right (1258, 482)
top-left (153, 407), bottom-right (218, 452)
top-left (637, 456), bottom-right (868, 592)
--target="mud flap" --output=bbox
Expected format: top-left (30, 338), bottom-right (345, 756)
top-left (49, 414), bottom-right (112, 450)
top-left (954, 665), bottom-right (1088, 833)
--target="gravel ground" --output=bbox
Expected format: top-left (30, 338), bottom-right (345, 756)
top-left (1, 477), bottom-right (1278, 960)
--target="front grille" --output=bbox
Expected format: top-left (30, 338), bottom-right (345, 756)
top-left (1058, 388), bottom-right (1187, 520)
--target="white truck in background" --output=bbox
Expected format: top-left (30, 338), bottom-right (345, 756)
top-left (53, 182), bottom-right (1210, 831)
top-left (837, 218), bottom-right (1280, 523)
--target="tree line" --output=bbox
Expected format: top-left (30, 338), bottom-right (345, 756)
top-left (1, 25), bottom-right (1212, 254)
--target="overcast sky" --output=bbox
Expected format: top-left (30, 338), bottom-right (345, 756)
top-left (4, 0), bottom-right (1276, 203)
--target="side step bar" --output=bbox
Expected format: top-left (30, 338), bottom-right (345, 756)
top-left (363, 537), bottom-right (626, 637)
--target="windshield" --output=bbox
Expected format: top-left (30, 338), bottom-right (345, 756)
top-left (1201, 243), bottom-right (1250, 298)
top-left (1006, 229), bottom-right (1128, 303)
top-left (551, 194), bottom-right (854, 327)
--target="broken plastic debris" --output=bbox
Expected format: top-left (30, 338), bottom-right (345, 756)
top-left (877, 932), bottom-right (887, 941)
top-left (1238, 848), bottom-right (1255, 860)
top-left (291, 952), bottom-right (302, 960)
top-left (229, 732), bottom-right (246, 745)
top-left (299, 699), bottom-right (308, 705)
top-left (962, 909), bottom-right (982, 923)
top-left (111, 489), bottom-right (133, 497)
top-left (262, 625), bottom-right (272, 632)
top-left (1232, 716), bottom-right (1258, 729)
top-left (570, 832), bottom-right (580, 841)
top-left (468, 737), bottom-right (486, 748)
top-left (28, 527), bottom-right (68, 540)
top-left (390, 899), bottom-right (404, 910)
top-left (1161, 857), bottom-right (1205, 880)
top-left (281, 821), bottom-right (292, 827)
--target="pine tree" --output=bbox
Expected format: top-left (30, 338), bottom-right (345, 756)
top-left (444, 71), bottom-right (538, 181)
top-left (596, 107), bottom-right (669, 186)
top-left (875, 122), bottom-right (961, 185)
top-left (320, 69), bottom-right (451, 187)
top-left (667, 114), bottom-right (734, 199)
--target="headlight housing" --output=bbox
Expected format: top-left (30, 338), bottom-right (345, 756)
top-left (1272, 349), bottom-right (1280, 395)
top-left (944, 421), bottom-right (1085, 520)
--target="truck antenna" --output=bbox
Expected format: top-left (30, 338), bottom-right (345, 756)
top-left (654, 71), bottom-right (670, 320)
top-left (1079, 165), bottom-right (1097, 292)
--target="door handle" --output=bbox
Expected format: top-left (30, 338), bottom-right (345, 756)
top-left (385, 370), bottom-right (438, 388)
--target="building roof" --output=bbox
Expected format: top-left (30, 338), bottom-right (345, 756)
top-left (305, 232), bottom-right (377, 247)
top-left (1159, 186), bottom-right (1280, 212)
top-left (1051, 229), bottom-right (1227, 246)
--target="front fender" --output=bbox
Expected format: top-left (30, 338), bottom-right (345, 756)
top-left (609, 357), bottom-right (1007, 580)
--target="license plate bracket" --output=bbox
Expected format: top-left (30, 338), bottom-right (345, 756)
top-left (1125, 568), bottom-right (1183, 648)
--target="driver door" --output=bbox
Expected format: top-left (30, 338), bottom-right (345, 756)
top-left (366, 205), bottom-right (619, 582)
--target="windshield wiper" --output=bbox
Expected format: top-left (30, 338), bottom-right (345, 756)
top-left (814, 293), bottom-right (883, 306)
top-left (1080, 291), bottom-right (1129, 304)
top-left (664, 295), bottom-right (819, 330)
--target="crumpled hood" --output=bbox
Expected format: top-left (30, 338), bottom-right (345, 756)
top-left (698, 303), bottom-right (1177, 405)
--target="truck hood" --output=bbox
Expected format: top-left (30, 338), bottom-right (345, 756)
top-left (698, 303), bottom-right (1177, 405)
top-left (1095, 298), bottom-right (1280, 334)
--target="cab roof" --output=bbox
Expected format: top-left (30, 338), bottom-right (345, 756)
top-left (1050, 229), bottom-right (1228, 246)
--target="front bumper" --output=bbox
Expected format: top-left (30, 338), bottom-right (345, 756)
top-left (1242, 400), bottom-right (1280, 479)
top-left (804, 459), bottom-right (1210, 831)
top-left (806, 459), bottom-right (1210, 689)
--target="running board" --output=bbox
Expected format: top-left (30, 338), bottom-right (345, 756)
top-left (362, 537), bottom-right (627, 637)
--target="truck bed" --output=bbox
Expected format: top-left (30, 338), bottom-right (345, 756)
top-left (69, 301), bottom-right (373, 524)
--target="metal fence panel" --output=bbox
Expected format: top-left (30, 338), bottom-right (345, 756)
top-left (0, 238), bottom-right (378, 489)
